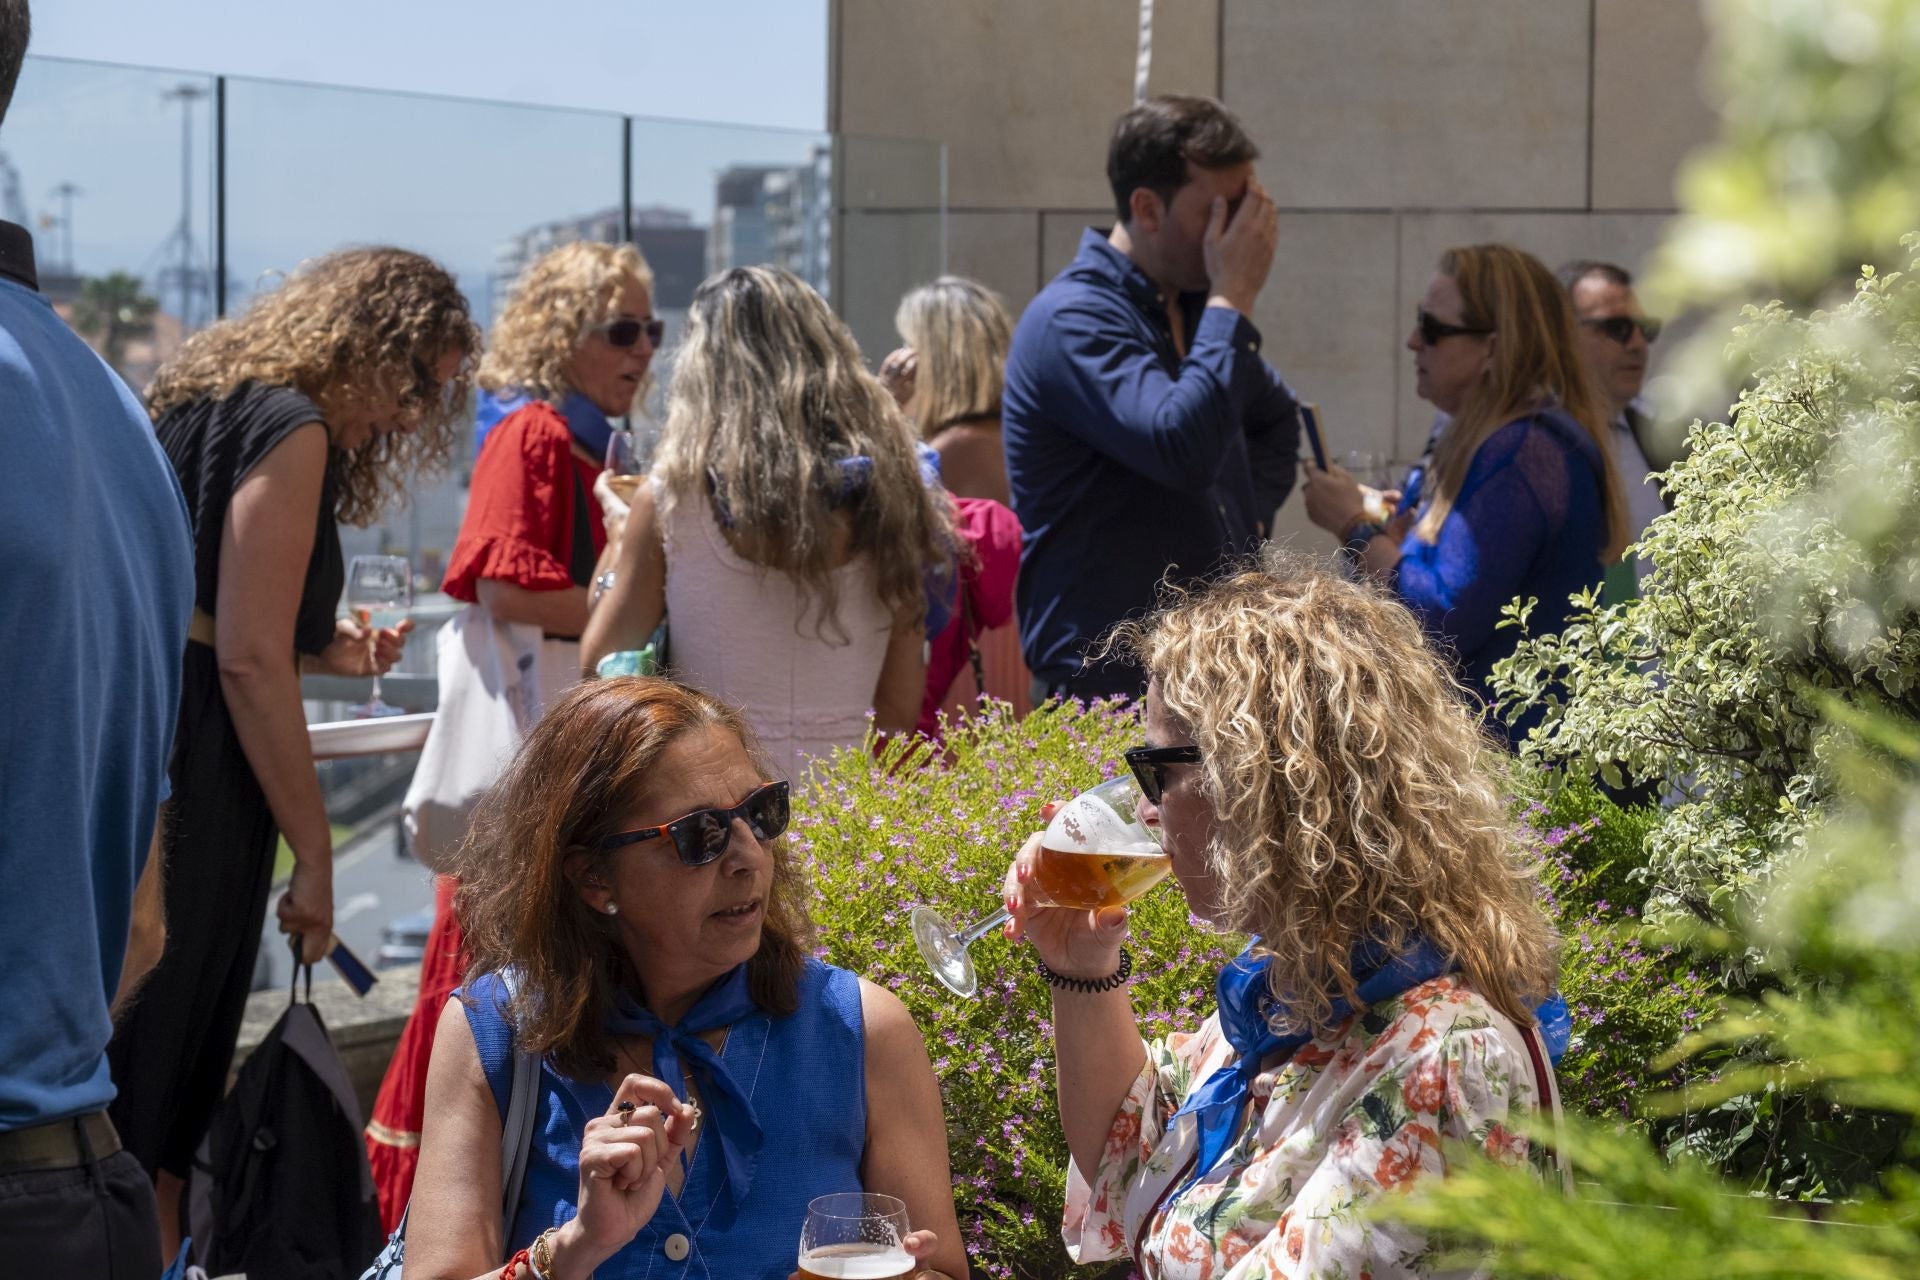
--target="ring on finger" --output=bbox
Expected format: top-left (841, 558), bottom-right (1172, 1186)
top-left (616, 1100), bottom-right (636, 1127)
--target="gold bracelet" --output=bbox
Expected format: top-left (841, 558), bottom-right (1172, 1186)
top-left (529, 1228), bottom-right (560, 1280)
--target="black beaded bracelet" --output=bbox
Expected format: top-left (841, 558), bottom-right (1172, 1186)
top-left (1035, 947), bottom-right (1133, 993)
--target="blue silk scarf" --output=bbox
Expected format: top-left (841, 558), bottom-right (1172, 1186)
top-left (474, 388), bottom-right (616, 462)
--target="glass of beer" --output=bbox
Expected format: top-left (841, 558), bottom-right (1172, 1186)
top-left (911, 774), bottom-right (1170, 998)
top-left (798, 1192), bottom-right (914, 1280)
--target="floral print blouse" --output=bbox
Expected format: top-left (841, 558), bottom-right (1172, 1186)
top-left (1063, 975), bottom-right (1557, 1280)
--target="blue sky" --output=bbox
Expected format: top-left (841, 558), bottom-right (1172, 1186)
top-left (5, 1), bottom-right (839, 323)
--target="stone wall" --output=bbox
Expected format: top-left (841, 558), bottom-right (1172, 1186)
top-left (830, 0), bottom-right (1717, 540)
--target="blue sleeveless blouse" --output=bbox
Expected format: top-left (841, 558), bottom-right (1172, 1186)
top-left (462, 959), bottom-right (868, 1280)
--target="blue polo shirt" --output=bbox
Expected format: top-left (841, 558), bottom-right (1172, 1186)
top-left (1003, 229), bottom-right (1302, 696)
top-left (0, 222), bottom-right (194, 1129)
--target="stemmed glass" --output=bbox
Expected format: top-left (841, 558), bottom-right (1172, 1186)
top-left (798, 1192), bottom-right (914, 1280)
top-left (604, 428), bottom-right (647, 503)
top-left (911, 774), bottom-right (1169, 998)
top-left (345, 554), bottom-right (411, 719)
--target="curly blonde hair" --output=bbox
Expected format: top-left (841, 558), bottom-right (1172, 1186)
top-left (651, 266), bottom-right (954, 632)
top-left (1113, 549), bottom-right (1556, 1032)
top-left (478, 241), bottom-right (655, 408)
top-left (894, 276), bottom-right (1012, 440)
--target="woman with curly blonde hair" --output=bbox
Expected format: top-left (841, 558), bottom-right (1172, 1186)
top-left (108, 246), bottom-right (476, 1253)
top-left (369, 240), bottom-right (659, 1226)
top-left (582, 265), bottom-right (955, 779)
top-left (1004, 551), bottom-right (1563, 1280)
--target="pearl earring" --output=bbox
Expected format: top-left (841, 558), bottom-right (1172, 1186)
top-left (604, 902), bottom-right (619, 916)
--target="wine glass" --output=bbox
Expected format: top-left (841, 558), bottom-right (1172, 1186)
top-left (797, 1192), bottom-right (914, 1280)
top-left (911, 773), bottom-right (1168, 998)
top-left (345, 554), bottom-right (411, 719)
top-left (603, 428), bottom-right (647, 505)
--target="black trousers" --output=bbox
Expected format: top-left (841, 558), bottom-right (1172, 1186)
top-left (0, 1141), bottom-right (161, 1279)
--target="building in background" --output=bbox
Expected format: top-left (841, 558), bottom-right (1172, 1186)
top-left (708, 144), bottom-right (832, 297)
top-left (489, 204), bottom-right (707, 319)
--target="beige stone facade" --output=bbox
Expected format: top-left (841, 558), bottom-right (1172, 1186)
top-left (830, 0), bottom-right (1717, 540)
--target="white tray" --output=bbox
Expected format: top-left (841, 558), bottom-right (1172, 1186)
top-left (307, 712), bottom-right (435, 760)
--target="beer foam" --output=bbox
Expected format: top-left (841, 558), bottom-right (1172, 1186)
top-left (798, 1245), bottom-right (916, 1279)
top-left (1045, 792), bottom-right (1158, 857)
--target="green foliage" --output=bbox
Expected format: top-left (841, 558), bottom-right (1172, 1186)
top-left (1494, 246), bottom-right (1920, 928)
top-left (69, 270), bottom-right (158, 371)
top-left (1388, 714), bottom-right (1920, 1275)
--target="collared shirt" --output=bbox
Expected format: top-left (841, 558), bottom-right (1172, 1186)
top-left (1003, 229), bottom-right (1301, 694)
top-left (0, 221), bottom-right (195, 1128)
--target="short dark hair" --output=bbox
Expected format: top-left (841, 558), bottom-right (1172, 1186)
top-left (0, 0), bottom-right (26, 129)
top-left (1107, 94), bottom-right (1258, 225)
top-left (1557, 259), bottom-right (1633, 293)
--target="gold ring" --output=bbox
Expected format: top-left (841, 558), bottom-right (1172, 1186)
top-left (616, 1100), bottom-right (636, 1127)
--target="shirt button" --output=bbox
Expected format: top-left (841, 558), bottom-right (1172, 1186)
top-left (664, 1233), bottom-right (690, 1261)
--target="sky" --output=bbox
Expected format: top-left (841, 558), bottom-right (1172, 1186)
top-left (2, 0), bottom-right (840, 324)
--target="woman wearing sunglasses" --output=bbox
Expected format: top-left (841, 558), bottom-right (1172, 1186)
top-left (1006, 554), bottom-right (1562, 1280)
top-left (370, 241), bottom-right (661, 1226)
top-left (582, 266), bottom-right (955, 780)
top-left (405, 677), bottom-right (967, 1280)
top-left (1300, 243), bottom-right (1627, 745)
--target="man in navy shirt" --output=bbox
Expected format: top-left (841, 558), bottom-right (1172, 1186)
top-left (1004, 94), bottom-right (1302, 700)
top-left (0, 3), bottom-right (194, 1273)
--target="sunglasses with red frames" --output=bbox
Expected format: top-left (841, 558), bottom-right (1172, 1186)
top-left (1124, 744), bottom-right (1203, 806)
top-left (592, 317), bottom-right (666, 349)
top-left (597, 779), bottom-right (790, 865)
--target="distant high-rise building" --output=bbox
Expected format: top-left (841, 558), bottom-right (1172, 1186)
top-left (709, 145), bottom-right (833, 298)
top-left (490, 205), bottom-right (707, 320)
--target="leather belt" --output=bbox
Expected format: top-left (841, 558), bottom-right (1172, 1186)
top-left (0, 1110), bottom-right (123, 1174)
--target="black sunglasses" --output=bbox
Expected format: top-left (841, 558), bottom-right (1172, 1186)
top-left (597, 780), bottom-right (790, 865)
top-left (1579, 314), bottom-right (1662, 346)
top-left (593, 317), bottom-right (667, 349)
top-left (1416, 307), bottom-right (1494, 347)
top-left (1124, 744), bottom-right (1203, 806)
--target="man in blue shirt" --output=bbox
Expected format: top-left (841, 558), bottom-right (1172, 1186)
top-left (1004, 94), bottom-right (1301, 700)
top-left (0, 3), bottom-right (195, 1272)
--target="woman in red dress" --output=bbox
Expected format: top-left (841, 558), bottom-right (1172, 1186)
top-left (367, 240), bottom-right (660, 1229)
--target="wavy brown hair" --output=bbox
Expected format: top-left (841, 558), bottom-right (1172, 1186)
top-left (145, 247), bottom-right (478, 526)
top-left (650, 266), bottom-right (955, 634)
top-left (894, 276), bottom-right (1012, 439)
top-left (1112, 549), bottom-right (1557, 1032)
top-left (478, 240), bottom-right (655, 408)
top-left (451, 677), bottom-right (812, 1079)
top-left (1415, 243), bottom-right (1628, 561)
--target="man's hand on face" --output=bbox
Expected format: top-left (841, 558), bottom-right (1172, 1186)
top-left (1204, 177), bottom-right (1278, 317)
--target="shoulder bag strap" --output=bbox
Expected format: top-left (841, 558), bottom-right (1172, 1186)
top-left (1519, 1022), bottom-right (1574, 1194)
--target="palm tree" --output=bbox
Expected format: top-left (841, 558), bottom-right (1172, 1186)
top-left (70, 271), bottom-right (158, 372)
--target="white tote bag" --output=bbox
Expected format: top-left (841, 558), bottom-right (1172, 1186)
top-left (402, 603), bottom-right (581, 873)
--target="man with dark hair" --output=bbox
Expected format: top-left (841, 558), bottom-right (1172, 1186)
top-left (1559, 258), bottom-right (1670, 591)
top-left (1004, 94), bottom-right (1301, 700)
top-left (0, 2), bottom-right (194, 1272)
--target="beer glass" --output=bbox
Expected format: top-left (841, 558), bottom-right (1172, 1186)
top-left (911, 774), bottom-right (1169, 998)
top-left (797, 1192), bottom-right (914, 1280)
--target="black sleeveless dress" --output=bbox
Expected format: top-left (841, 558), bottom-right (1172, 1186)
top-left (108, 383), bottom-right (342, 1179)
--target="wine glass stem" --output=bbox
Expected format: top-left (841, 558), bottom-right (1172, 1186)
top-left (367, 635), bottom-right (382, 704)
top-left (958, 905), bottom-right (1012, 947)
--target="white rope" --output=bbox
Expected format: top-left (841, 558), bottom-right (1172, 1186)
top-left (1134, 0), bottom-right (1155, 104)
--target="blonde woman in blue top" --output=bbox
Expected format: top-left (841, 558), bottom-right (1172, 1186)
top-left (404, 678), bottom-right (965, 1280)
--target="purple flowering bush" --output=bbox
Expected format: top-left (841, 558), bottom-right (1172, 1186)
top-left (792, 697), bottom-right (1237, 1280)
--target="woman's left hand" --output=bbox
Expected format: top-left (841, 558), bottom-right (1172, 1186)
top-left (314, 615), bottom-right (412, 678)
top-left (1302, 462), bottom-right (1367, 536)
top-left (787, 1229), bottom-right (948, 1280)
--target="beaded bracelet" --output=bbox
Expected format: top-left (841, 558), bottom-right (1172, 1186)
top-left (1035, 947), bottom-right (1133, 993)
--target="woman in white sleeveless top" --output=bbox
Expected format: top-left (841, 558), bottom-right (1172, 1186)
top-left (582, 266), bottom-right (955, 780)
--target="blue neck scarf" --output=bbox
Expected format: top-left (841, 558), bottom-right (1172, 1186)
top-left (1171, 936), bottom-right (1454, 1191)
top-left (604, 964), bottom-right (765, 1211)
top-left (474, 388), bottom-right (617, 461)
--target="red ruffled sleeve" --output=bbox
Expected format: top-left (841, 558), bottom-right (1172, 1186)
top-left (441, 402), bottom-right (595, 602)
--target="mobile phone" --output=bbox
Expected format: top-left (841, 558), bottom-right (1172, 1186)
top-left (1299, 402), bottom-right (1329, 470)
top-left (327, 936), bottom-right (379, 996)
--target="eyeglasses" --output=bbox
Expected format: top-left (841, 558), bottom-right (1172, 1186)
top-left (1124, 744), bottom-right (1203, 806)
top-left (1579, 314), bottom-right (1662, 346)
top-left (597, 779), bottom-right (790, 865)
top-left (1415, 308), bottom-right (1494, 346)
top-left (592, 317), bottom-right (666, 349)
